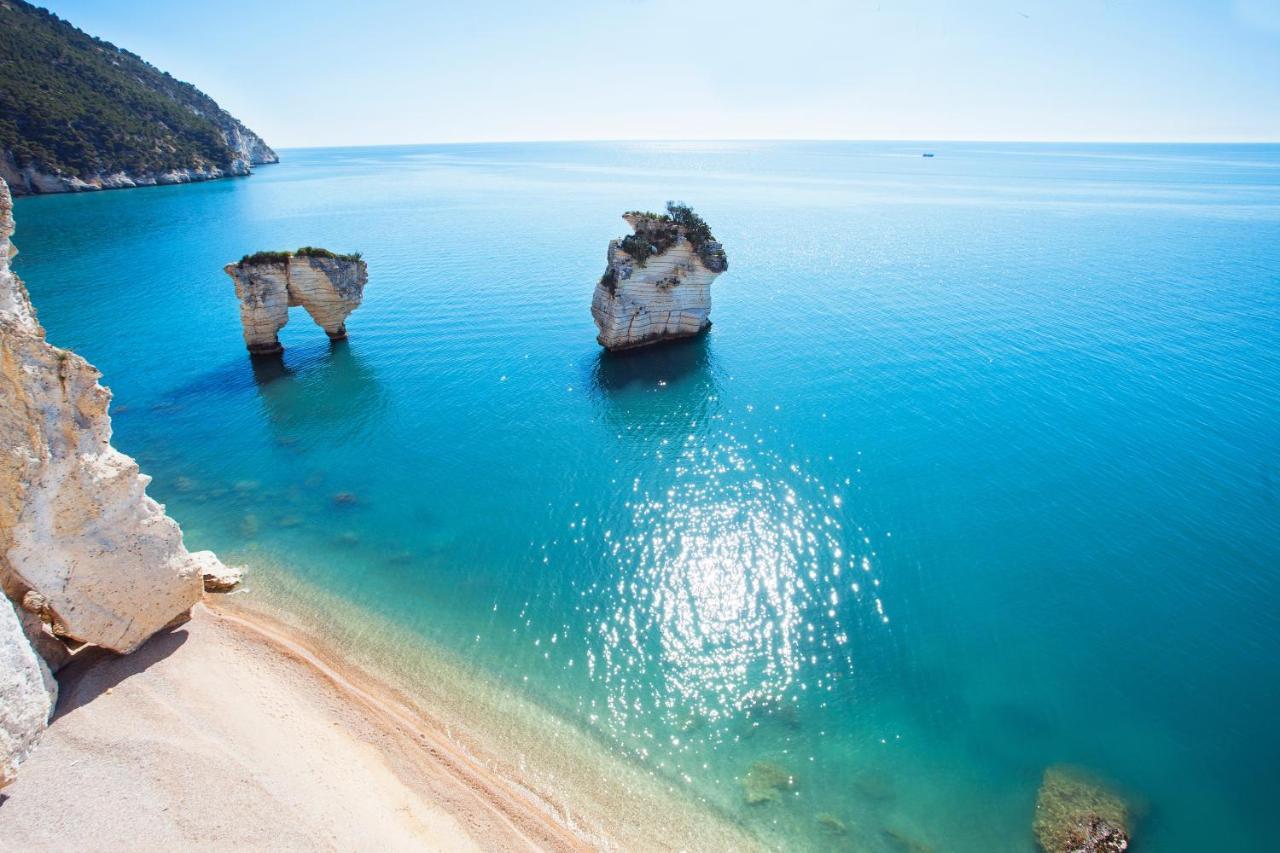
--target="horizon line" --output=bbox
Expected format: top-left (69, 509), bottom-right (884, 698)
top-left (269, 137), bottom-right (1280, 151)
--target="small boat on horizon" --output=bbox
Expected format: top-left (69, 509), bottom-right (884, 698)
top-left (923, 152), bottom-right (935, 158)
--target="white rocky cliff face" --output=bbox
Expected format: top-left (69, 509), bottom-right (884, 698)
top-left (0, 593), bottom-right (55, 788)
top-left (1, 177), bottom-right (232, 782)
top-left (224, 251), bottom-right (368, 355)
top-left (591, 206), bottom-right (728, 351)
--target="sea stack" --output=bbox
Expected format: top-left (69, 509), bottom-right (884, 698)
top-left (224, 249), bottom-right (367, 355)
top-left (591, 203), bottom-right (727, 351)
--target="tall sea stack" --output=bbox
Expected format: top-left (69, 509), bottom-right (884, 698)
top-left (591, 203), bottom-right (727, 352)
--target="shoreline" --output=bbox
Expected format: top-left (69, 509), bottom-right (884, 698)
top-left (0, 592), bottom-right (765, 851)
top-left (0, 601), bottom-right (575, 851)
top-left (205, 599), bottom-right (592, 851)
top-left (212, 574), bottom-right (770, 851)
top-left (1, 159), bottom-right (276, 198)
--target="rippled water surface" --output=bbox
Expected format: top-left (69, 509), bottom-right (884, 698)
top-left (13, 142), bottom-right (1280, 851)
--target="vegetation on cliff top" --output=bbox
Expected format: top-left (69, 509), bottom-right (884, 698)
top-left (619, 202), bottom-right (727, 272)
top-left (0, 0), bottom-right (274, 182)
top-left (295, 247), bottom-right (363, 262)
top-left (238, 248), bottom-right (363, 267)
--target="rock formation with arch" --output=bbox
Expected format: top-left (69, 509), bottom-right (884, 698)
top-left (225, 249), bottom-right (368, 355)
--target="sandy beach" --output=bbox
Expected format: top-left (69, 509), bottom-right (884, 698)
top-left (0, 602), bottom-right (589, 852)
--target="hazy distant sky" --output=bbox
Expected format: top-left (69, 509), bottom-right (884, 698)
top-left (39, 0), bottom-right (1280, 146)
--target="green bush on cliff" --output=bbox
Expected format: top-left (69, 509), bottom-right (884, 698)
top-left (238, 248), bottom-right (362, 266)
top-left (624, 210), bottom-right (669, 222)
top-left (665, 202), bottom-right (715, 248)
top-left (619, 203), bottom-right (721, 269)
top-left (296, 247), bottom-right (362, 262)
top-left (619, 234), bottom-right (655, 266)
top-left (238, 251), bottom-right (292, 266)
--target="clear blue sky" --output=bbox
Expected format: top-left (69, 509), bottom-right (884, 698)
top-left (40, 0), bottom-right (1280, 146)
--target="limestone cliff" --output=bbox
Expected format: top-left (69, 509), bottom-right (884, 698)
top-left (1, 176), bottom-right (234, 781)
top-left (0, 593), bottom-right (54, 788)
top-left (225, 250), bottom-right (368, 355)
top-left (591, 204), bottom-right (728, 351)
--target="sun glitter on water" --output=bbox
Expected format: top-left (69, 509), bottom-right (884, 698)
top-left (574, 424), bottom-right (889, 743)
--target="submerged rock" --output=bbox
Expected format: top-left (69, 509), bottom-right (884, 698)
top-left (1033, 765), bottom-right (1131, 853)
top-left (742, 759), bottom-right (796, 805)
top-left (883, 826), bottom-right (935, 853)
top-left (591, 203), bottom-right (727, 351)
top-left (817, 813), bottom-right (848, 835)
top-left (224, 248), bottom-right (367, 355)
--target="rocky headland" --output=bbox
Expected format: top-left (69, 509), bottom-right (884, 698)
top-left (224, 249), bottom-right (368, 355)
top-left (0, 177), bottom-right (238, 785)
top-left (0, 0), bottom-right (277, 196)
top-left (591, 203), bottom-right (727, 351)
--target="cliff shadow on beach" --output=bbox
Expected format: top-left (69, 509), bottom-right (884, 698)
top-left (49, 624), bottom-right (191, 722)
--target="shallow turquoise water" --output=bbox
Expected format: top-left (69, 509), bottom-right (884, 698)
top-left (12, 142), bottom-right (1280, 850)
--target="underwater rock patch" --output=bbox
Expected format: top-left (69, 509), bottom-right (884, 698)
top-left (1033, 765), bottom-right (1131, 853)
top-left (742, 760), bottom-right (796, 805)
top-left (817, 813), bottom-right (848, 835)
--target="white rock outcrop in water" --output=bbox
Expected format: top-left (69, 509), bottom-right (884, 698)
top-left (1, 176), bottom-right (225, 657)
top-left (192, 550), bottom-right (243, 592)
top-left (224, 250), bottom-right (368, 355)
top-left (591, 204), bottom-right (728, 351)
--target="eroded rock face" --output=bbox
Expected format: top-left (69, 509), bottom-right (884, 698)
top-left (0, 593), bottom-right (55, 788)
top-left (1, 177), bottom-right (214, 656)
top-left (1033, 765), bottom-right (1131, 853)
top-left (224, 251), bottom-right (368, 354)
top-left (192, 550), bottom-right (244, 592)
top-left (591, 207), bottom-right (727, 351)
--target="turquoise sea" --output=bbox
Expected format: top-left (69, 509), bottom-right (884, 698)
top-left (12, 142), bottom-right (1280, 850)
